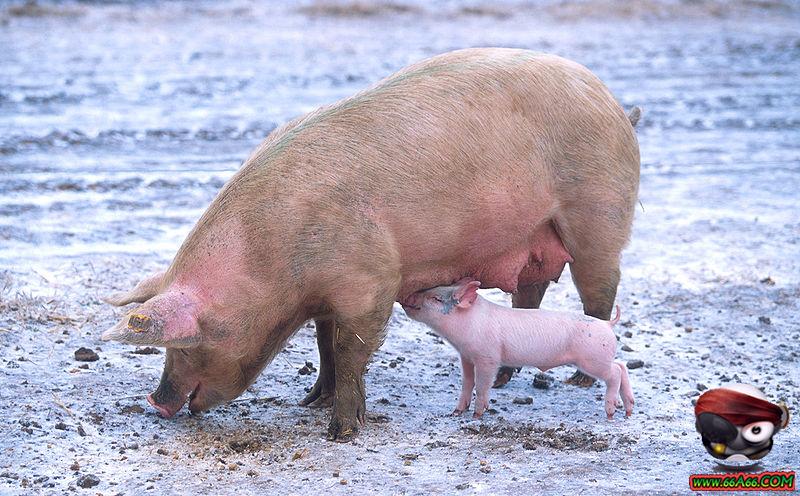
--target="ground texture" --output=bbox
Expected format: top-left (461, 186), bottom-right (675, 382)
top-left (1, 1), bottom-right (799, 494)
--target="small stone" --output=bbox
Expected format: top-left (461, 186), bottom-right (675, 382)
top-left (479, 465), bottom-right (492, 474)
top-left (298, 361), bottom-right (316, 375)
top-left (132, 347), bottom-right (161, 355)
top-left (54, 422), bottom-right (68, 430)
top-left (623, 330), bottom-right (633, 338)
top-left (627, 359), bottom-right (644, 370)
top-left (621, 344), bottom-right (634, 352)
top-left (77, 425), bottom-right (86, 437)
top-left (332, 471), bottom-right (340, 477)
top-left (532, 372), bottom-right (553, 389)
top-left (389, 360), bottom-right (398, 368)
top-left (697, 383), bottom-right (707, 391)
top-left (512, 396), bottom-right (533, 405)
top-left (228, 463), bottom-right (238, 471)
top-left (76, 474), bottom-right (100, 489)
top-left (74, 347), bottom-right (99, 362)
top-left (760, 276), bottom-right (775, 285)
top-left (69, 462), bottom-right (79, 472)
top-left (121, 405), bottom-right (145, 415)
top-left (456, 482), bottom-right (470, 490)
top-left (340, 479), bottom-right (348, 485)
top-left (156, 448), bottom-right (169, 456)
top-left (758, 316), bottom-right (771, 325)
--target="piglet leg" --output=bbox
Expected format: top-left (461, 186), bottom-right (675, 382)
top-left (453, 356), bottom-right (475, 415)
top-left (472, 363), bottom-right (499, 419)
top-left (616, 361), bottom-right (635, 416)
top-left (577, 358), bottom-right (622, 419)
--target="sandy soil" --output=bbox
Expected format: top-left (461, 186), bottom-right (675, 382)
top-left (1, 1), bottom-right (799, 494)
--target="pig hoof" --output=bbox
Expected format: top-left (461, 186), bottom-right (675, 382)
top-left (472, 412), bottom-right (484, 420)
top-left (564, 370), bottom-right (596, 388)
top-left (327, 417), bottom-right (359, 443)
top-left (300, 392), bottom-right (334, 409)
top-left (452, 409), bottom-right (464, 416)
top-left (492, 367), bottom-right (515, 389)
top-left (299, 382), bottom-right (334, 408)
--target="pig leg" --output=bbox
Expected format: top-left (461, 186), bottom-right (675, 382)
top-left (565, 261), bottom-right (619, 387)
top-left (577, 359), bottom-right (622, 419)
top-left (453, 356), bottom-right (475, 415)
top-left (327, 297), bottom-right (395, 442)
top-left (473, 362), bottom-right (499, 419)
top-left (494, 281), bottom-right (550, 388)
top-left (299, 318), bottom-right (336, 408)
top-left (616, 361), bottom-right (635, 416)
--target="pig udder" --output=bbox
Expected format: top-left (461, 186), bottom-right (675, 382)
top-left (475, 222), bottom-right (573, 292)
top-left (516, 222), bottom-right (573, 287)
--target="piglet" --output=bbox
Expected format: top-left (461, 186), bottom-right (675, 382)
top-left (402, 279), bottom-right (634, 419)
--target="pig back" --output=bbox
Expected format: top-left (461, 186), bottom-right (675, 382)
top-left (182, 48), bottom-right (637, 299)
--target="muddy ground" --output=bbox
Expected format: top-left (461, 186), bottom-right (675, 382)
top-left (1, 0), bottom-right (799, 494)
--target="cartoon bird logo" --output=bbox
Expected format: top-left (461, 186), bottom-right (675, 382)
top-left (695, 384), bottom-right (790, 466)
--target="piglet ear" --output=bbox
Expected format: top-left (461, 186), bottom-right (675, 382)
top-left (455, 280), bottom-right (481, 308)
top-left (101, 289), bottom-right (200, 348)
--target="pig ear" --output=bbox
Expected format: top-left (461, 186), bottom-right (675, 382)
top-left (101, 290), bottom-right (200, 348)
top-left (103, 271), bottom-right (165, 307)
top-left (455, 281), bottom-right (481, 308)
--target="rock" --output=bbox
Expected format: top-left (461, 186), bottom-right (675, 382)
top-left (121, 405), bottom-right (144, 414)
top-left (131, 347), bottom-right (161, 355)
top-left (697, 383), bottom-right (707, 391)
top-left (621, 344), bottom-right (634, 352)
top-left (623, 330), bottom-right (633, 338)
top-left (758, 316), bottom-right (771, 325)
top-left (532, 372), bottom-right (553, 389)
top-left (74, 347), bottom-right (98, 362)
top-left (54, 421), bottom-right (67, 430)
top-left (627, 359), bottom-right (644, 370)
top-left (76, 474), bottom-right (100, 488)
top-left (512, 396), bottom-right (533, 405)
top-left (298, 361), bottom-right (316, 375)
top-left (760, 276), bottom-right (775, 285)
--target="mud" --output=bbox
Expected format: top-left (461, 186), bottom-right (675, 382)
top-left (1, 0), bottom-right (799, 494)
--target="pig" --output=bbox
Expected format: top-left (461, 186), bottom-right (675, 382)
top-left (101, 47), bottom-right (640, 442)
top-left (402, 279), bottom-right (635, 419)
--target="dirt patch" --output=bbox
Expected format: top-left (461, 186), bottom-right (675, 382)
top-left (465, 422), bottom-right (637, 452)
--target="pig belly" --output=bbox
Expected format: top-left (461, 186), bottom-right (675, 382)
top-left (398, 222), bottom-right (572, 299)
top-left (499, 333), bottom-right (574, 370)
top-left (470, 222), bottom-right (572, 292)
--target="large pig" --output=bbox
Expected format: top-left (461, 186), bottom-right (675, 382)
top-left (402, 279), bottom-right (635, 419)
top-left (102, 48), bottom-right (640, 442)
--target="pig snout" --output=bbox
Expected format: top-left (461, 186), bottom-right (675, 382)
top-left (148, 379), bottom-right (197, 419)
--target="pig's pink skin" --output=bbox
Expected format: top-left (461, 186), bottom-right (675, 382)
top-left (147, 393), bottom-right (179, 419)
top-left (404, 281), bottom-right (635, 419)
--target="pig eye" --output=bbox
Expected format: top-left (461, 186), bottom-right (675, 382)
top-left (431, 296), bottom-right (444, 303)
top-left (742, 421), bottom-right (773, 443)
